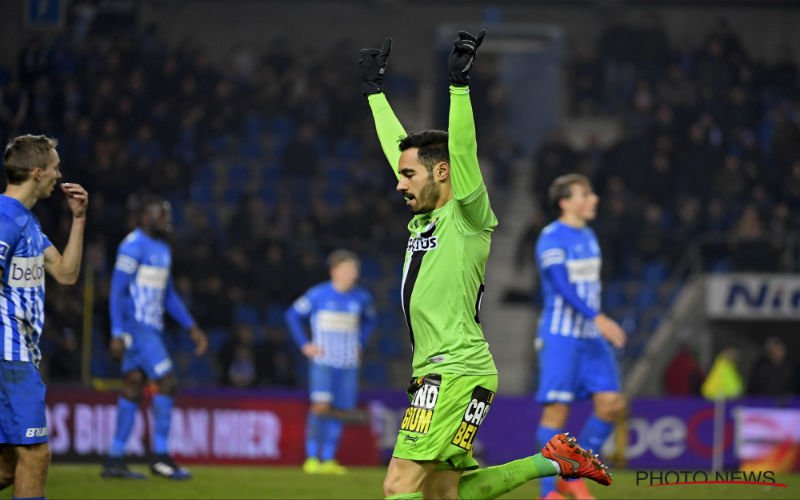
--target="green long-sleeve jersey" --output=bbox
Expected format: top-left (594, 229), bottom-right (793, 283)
top-left (368, 86), bottom-right (498, 377)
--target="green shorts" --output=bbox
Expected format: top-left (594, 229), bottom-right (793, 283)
top-left (392, 372), bottom-right (498, 471)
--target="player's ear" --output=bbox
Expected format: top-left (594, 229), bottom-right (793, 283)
top-left (435, 161), bottom-right (450, 182)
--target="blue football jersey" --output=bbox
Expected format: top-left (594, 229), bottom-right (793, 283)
top-left (0, 195), bottom-right (52, 365)
top-left (287, 282), bottom-right (376, 369)
top-left (111, 228), bottom-right (175, 335)
top-left (536, 221), bottom-right (602, 339)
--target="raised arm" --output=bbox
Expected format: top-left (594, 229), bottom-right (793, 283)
top-left (447, 30), bottom-right (497, 232)
top-left (368, 94), bottom-right (405, 177)
top-left (448, 86), bottom-right (483, 199)
top-left (448, 30), bottom-right (486, 200)
top-left (44, 183), bottom-right (88, 285)
top-left (360, 38), bottom-right (405, 177)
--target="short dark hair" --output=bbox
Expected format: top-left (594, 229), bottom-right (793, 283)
top-left (548, 173), bottom-right (591, 213)
top-left (3, 134), bottom-right (58, 184)
top-left (398, 130), bottom-right (449, 172)
top-left (327, 249), bottom-right (359, 269)
top-left (136, 194), bottom-right (167, 217)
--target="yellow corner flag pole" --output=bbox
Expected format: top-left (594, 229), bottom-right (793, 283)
top-left (701, 348), bottom-right (744, 472)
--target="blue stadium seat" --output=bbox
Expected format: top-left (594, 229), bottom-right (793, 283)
top-left (185, 355), bottom-right (216, 385)
top-left (257, 187), bottom-right (278, 205)
top-left (207, 328), bottom-right (231, 351)
top-left (244, 112), bottom-right (264, 138)
top-left (228, 162), bottom-right (250, 182)
top-left (324, 164), bottom-right (350, 186)
top-left (647, 313), bottom-right (663, 333)
top-left (634, 285), bottom-right (659, 309)
top-left (174, 329), bottom-right (197, 353)
top-left (710, 259), bottom-right (732, 273)
top-left (360, 256), bottom-right (383, 280)
top-left (602, 282), bottom-right (628, 310)
top-left (239, 138), bottom-right (262, 159)
top-left (661, 283), bottom-right (683, 307)
top-left (207, 134), bottom-right (233, 154)
top-left (314, 137), bottom-right (330, 158)
top-left (335, 138), bottom-right (362, 161)
top-left (234, 304), bottom-right (261, 326)
top-left (377, 334), bottom-right (402, 358)
top-left (91, 353), bottom-right (118, 379)
top-left (222, 185), bottom-right (245, 204)
top-left (189, 181), bottom-right (213, 204)
top-left (260, 164), bottom-right (282, 184)
top-left (268, 116), bottom-right (295, 143)
top-left (642, 261), bottom-right (669, 285)
top-left (322, 189), bottom-right (344, 209)
top-left (167, 197), bottom-right (186, 229)
top-left (265, 305), bottom-right (287, 328)
top-left (385, 74), bottom-right (418, 98)
top-left (362, 362), bottom-right (389, 387)
top-left (618, 309), bottom-right (638, 335)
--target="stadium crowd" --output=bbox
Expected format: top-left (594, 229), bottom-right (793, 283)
top-left (516, 15), bottom-right (800, 370)
top-left (1, 11), bottom-right (798, 392)
top-left (1, 21), bottom-right (419, 388)
top-left (530, 15), bottom-right (799, 280)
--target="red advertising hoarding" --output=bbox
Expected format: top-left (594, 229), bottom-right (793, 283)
top-left (45, 388), bottom-right (379, 465)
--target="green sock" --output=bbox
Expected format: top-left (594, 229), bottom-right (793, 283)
top-left (457, 453), bottom-right (558, 500)
top-left (385, 493), bottom-right (423, 500)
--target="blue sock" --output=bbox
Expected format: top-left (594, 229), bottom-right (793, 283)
top-left (578, 414), bottom-right (614, 454)
top-left (306, 412), bottom-right (322, 459)
top-left (320, 417), bottom-right (343, 461)
top-left (536, 425), bottom-right (562, 497)
top-left (109, 397), bottom-right (138, 457)
top-left (152, 394), bottom-right (173, 455)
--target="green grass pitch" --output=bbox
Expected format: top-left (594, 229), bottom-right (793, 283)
top-left (3, 466), bottom-right (798, 499)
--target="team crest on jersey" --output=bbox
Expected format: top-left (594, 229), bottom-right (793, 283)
top-left (451, 385), bottom-right (494, 451)
top-left (400, 374), bottom-right (441, 435)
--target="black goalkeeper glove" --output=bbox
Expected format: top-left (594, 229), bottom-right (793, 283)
top-left (448, 29), bottom-right (486, 86)
top-left (358, 38), bottom-right (392, 96)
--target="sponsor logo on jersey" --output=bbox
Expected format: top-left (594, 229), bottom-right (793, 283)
top-left (135, 265), bottom-right (169, 289)
top-left (407, 218), bottom-right (439, 253)
top-left (400, 375), bottom-right (440, 435)
top-left (566, 257), bottom-right (600, 283)
top-left (0, 241), bottom-right (9, 261)
top-left (315, 310), bottom-right (359, 334)
top-left (451, 385), bottom-right (494, 451)
top-left (8, 256), bottom-right (45, 288)
top-left (25, 427), bottom-right (48, 438)
top-left (407, 235), bottom-right (438, 252)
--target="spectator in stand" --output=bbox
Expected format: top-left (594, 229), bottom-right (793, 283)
top-left (747, 337), bottom-right (796, 397)
top-left (663, 344), bottom-right (705, 395)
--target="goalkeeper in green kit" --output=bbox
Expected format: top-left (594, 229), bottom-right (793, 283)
top-left (359, 31), bottom-right (614, 500)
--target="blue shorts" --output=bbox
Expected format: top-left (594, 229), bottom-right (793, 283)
top-left (308, 363), bottom-right (358, 410)
top-left (535, 333), bottom-right (621, 404)
top-left (0, 361), bottom-right (48, 445)
top-left (121, 329), bottom-right (173, 380)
